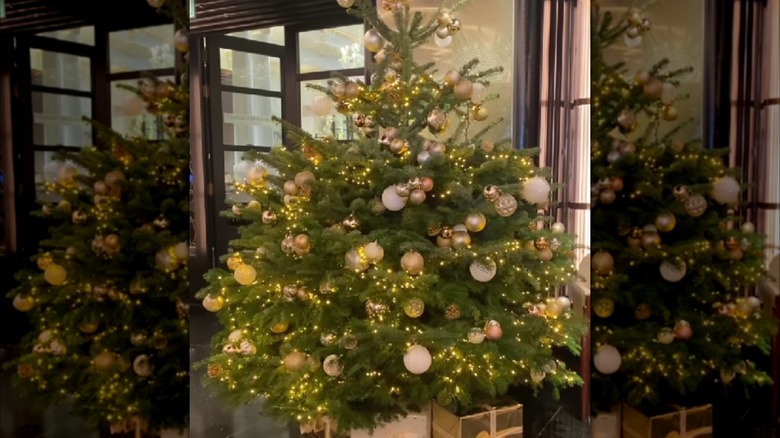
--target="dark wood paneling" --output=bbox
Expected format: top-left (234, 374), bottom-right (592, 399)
top-left (0, 0), bottom-right (171, 34)
top-left (191, 0), bottom-right (361, 36)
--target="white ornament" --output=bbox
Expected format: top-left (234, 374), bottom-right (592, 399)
top-left (746, 296), bottom-right (761, 310)
top-left (470, 83), bottom-right (487, 105)
top-left (336, 0), bottom-right (355, 7)
top-left (311, 96), bottom-right (333, 116)
top-left (740, 222), bottom-right (755, 234)
top-left (363, 241), bottom-right (385, 264)
top-left (417, 150), bottom-right (432, 164)
top-left (624, 34), bottom-right (642, 47)
top-left (323, 354), bottom-right (343, 377)
top-left (467, 328), bottom-right (485, 344)
top-left (434, 35), bottom-right (452, 47)
top-left (711, 176), bottom-right (740, 205)
top-left (659, 260), bottom-right (686, 283)
top-left (403, 345), bottom-right (432, 375)
top-left (522, 177), bottom-right (551, 204)
top-left (556, 296), bottom-right (572, 311)
top-left (38, 330), bottom-right (54, 343)
top-left (381, 185), bottom-right (407, 211)
top-left (551, 222), bottom-right (565, 234)
top-left (657, 328), bottom-right (675, 344)
top-left (228, 329), bottom-right (243, 343)
top-left (133, 354), bottom-right (153, 377)
top-left (593, 345), bottom-right (622, 374)
top-left (661, 82), bottom-right (677, 105)
top-left (469, 259), bottom-right (497, 282)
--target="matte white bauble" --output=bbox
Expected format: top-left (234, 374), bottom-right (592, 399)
top-left (746, 296), bottom-right (761, 310)
top-left (551, 222), bottom-right (565, 234)
top-left (556, 296), bottom-right (572, 311)
top-left (593, 345), bottom-right (622, 375)
top-left (403, 345), bottom-right (432, 375)
top-left (659, 260), bottom-right (686, 283)
top-left (711, 176), bottom-right (740, 204)
top-left (741, 222), bottom-right (755, 233)
top-left (311, 96), bottom-right (333, 116)
top-left (467, 328), bottom-right (485, 344)
top-left (470, 259), bottom-right (497, 282)
top-left (323, 354), bottom-right (343, 377)
top-left (470, 82), bottom-right (487, 104)
top-left (522, 177), bottom-right (551, 204)
top-left (657, 328), bottom-right (675, 344)
top-left (228, 329), bottom-right (243, 343)
top-left (363, 241), bottom-right (384, 263)
top-left (382, 185), bottom-right (407, 211)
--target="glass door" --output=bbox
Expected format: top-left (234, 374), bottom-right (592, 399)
top-left (205, 33), bottom-right (285, 258)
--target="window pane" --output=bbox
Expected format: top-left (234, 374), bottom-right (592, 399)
top-left (110, 77), bottom-right (174, 139)
top-left (220, 49), bottom-right (281, 91)
top-left (300, 78), bottom-right (362, 141)
top-left (380, 0), bottom-right (516, 141)
top-left (32, 92), bottom-right (91, 146)
top-left (109, 24), bottom-right (175, 73)
top-left (601, 0), bottom-right (705, 140)
top-left (299, 25), bottom-right (365, 73)
top-left (30, 49), bottom-right (91, 92)
top-left (221, 92), bottom-right (282, 147)
top-left (228, 27), bottom-right (285, 46)
top-left (37, 26), bottom-right (95, 46)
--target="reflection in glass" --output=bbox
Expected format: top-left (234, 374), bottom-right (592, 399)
top-left (600, 0), bottom-right (704, 140)
top-left (227, 27), bottom-right (285, 46)
top-left (37, 26), bottom-right (95, 46)
top-left (379, 0), bottom-right (516, 141)
top-left (219, 49), bottom-right (281, 91)
top-left (109, 25), bottom-right (175, 73)
top-left (32, 93), bottom-right (91, 146)
top-left (34, 151), bottom-right (87, 202)
top-left (300, 78), bottom-right (361, 140)
top-left (221, 92), bottom-right (282, 147)
top-left (30, 49), bottom-right (91, 92)
top-left (110, 78), bottom-right (174, 139)
top-left (299, 25), bottom-right (365, 73)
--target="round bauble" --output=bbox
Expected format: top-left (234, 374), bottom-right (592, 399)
top-left (294, 234), bottom-right (311, 251)
top-left (445, 304), bottom-right (461, 320)
top-left (345, 82), bottom-right (360, 99)
top-left (470, 258), bottom-right (497, 282)
top-left (311, 96), bottom-right (332, 116)
top-left (659, 260), bottom-right (686, 282)
top-left (147, 0), bottom-right (165, 7)
top-left (655, 213), bottom-right (676, 232)
top-left (662, 106), bottom-right (678, 121)
top-left (593, 345), bottom-right (622, 374)
top-left (94, 351), bottom-right (117, 371)
top-left (551, 222), bottom-right (565, 234)
top-left (538, 248), bottom-right (554, 261)
top-left (427, 108), bottom-right (449, 134)
top-left (363, 29), bottom-right (384, 52)
top-left (657, 328), bottom-right (675, 344)
top-left (711, 176), bottom-right (740, 205)
top-left (494, 194), bottom-right (518, 217)
top-left (684, 194), bottom-right (707, 217)
top-left (593, 297), bottom-right (615, 318)
top-left (741, 222), bottom-right (755, 233)
top-left (403, 297), bottom-right (425, 318)
top-left (444, 70), bottom-right (461, 86)
top-left (133, 354), bottom-right (153, 377)
top-left (337, 0), bottom-right (355, 7)
top-left (435, 26), bottom-right (450, 39)
top-left (364, 241), bottom-right (385, 263)
top-left (467, 327), bottom-right (485, 344)
top-left (674, 320), bottom-right (692, 340)
top-left (202, 294), bottom-right (224, 312)
top-left (330, 81), bottom-right (346, 98)
top-left (454, 79), bottom-right (473, 99)
top-left (403, 345), bottom-right (432, 374)
top-left (390, 138), bottom-right (409, 154)
top-left (345, 249), bottom-right (369, 272)
top-left (401, 251), bottom-right (424, 275)
top-left (522, 177), bottom-right (551, 204)
top-left (173, 29), bottom-right (189, 53)
top-left (747, 296), bottom-right (761, 310)
top-left (471, 82), bottom-right (487, 104)
top-left (409, 189), bottom-right (427, 205)
top-left (465, 212), bottom-right (487, 233)
top-left (450, 231), bottom-right (471, 248)
top-left (643, 78), bottom-right (663, 100)
top-left (472, 105), bottom-right (489, 121)
top-left (735, 299), bottom-right (754, 318)
top-left (484, 320), bottom-right (503, 340)
top-left (599, 189), bottom-right (616, 205)
top-left (44, 264), bottom-right (67, 286)
top-left (592, 251), bottom-right (614, 276)
top-left (271, 322), bottom-right (289, 334)
top-left (323, 354), bottom-right (343, 377)
top-left (382, 185), bottom-right (407, 211)
top-left (234, 264), bottom-right (257, 285)
top-left (557, 296), bottom-right (572, 311)
top-left (284, 351), bottom-right (307, 371)
top-left (295, 170), bottom-right (316, 188)
top-left (420, 177), bottom-right (434, 192)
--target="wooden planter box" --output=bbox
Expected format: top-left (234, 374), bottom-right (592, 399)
top-left (432, 402), bottom-right (523, 438)
top-left (622, 403), bottom-right (712, 438)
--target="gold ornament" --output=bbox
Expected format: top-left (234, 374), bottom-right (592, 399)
top-left (226, 256), bottom-right (242, 270)
top-left (453, 79), bottom-right (473, 99)
top-left (36, 253), bottom-right (53, 270)
top-left (447, 18), bottom-right (462, 33)
top-left (342, 214), bottom-right (360, 231)
top-left (592, 251), bottom-right (615, 276)
top-left (234, 264), bottom-right (257, 285)
top-left (450, 231), bottom-right (471, 248)
top-left (403, 298), bottom-right (425, 318)
top-left (13, 295), bottom-right (34, 312)
top-left (494, 194), bottom-right (518, 217)
top-left (662, 105), bottom-right (679, 121)
top-left (538, 248), bottom-right (554, 261)
top-left (655, 213), bottom-right (676, 232)
top-left (427, 108), bottom-right (449, 134)
top-left (483, 185), bottom-right (501, 202)
top-left (72, 210), bottom-right (88, 224)
top-left (684, 194), bottom-right (707, 217)
top-left (262, 210), bottom-right (277, 224)
top-left (593, 297), bottom-right (615, 318)
top-left (635, 304), bottom-right (651, 320)
top-left (284, 351), bottom-right (307, 371)
top-left (363, 29), bottom-right (385, 53)
top-left (202, 294), bottom-right (224, 312)
top-left (409, 189), bottom-right (426, 205)
top-left (94, 351), bottom-right (117, 371)
top-left (207, 364), bottom-right (222, 378)
top-left (103, 234), bottom-right (121, 255)
top-left (366, 299), bottom-right (389, 318)
top-left (294, 234), bottom-right (311, 251)
top-left (673, 185), bottom-right (690, 201)
top-left (440, 226), bottom-right (453, 238)
top-left (283, 180), bottom-right (298, 196)
top-left (616, 109), bottom-right (638, 134)
top-left (472, 105), bottom-right (489, 121)
top-left (465, 212), bottom-right (487, 233)
top-left (389, 138), bottom-right (409, 154)
top-left (44, 264), bottom-right (67, 286)
top-left (534, 237), bottom-right (549, 250)
top-left (724, 237), bottom-right (739, 251)
top-left (436, 235), bottom-right (452, 248)
top-left (401, 251), bottom-right (424, 275)
top-left (271, 322), bottom-right (289, 334)
top-left (295, 170), bottom-right (316, 188)
top-left (599, 189), bottom-right (616, 205)
top-left (444, 70), bottom-right (461, 86)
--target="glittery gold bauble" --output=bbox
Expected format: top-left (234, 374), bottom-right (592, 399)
top-left (366, 299), bottom-right (389, 317)
top-left (233, 264), bottom-right (257, 285)
top-left (592, 251), bottom-right (614, 276)
top-left (483, 185), bottom-right (501, 202)
top-left (724, 237), bottom-right (739, 251)
top-left (294, 234), bottom-right (311, 251)
top-left (281, 234), bottom-right (296, 253)
top-left (426, 108), bottom-right (449, 134)
top-left (227, 256), bottom-right (242, 270)
top-left (684, 194), bottom-right (707, 217)
top-left (13, 295), bottom-right (34, 312)
top-left (445, 304), bottom-right (461, 320)
top-left (534, 237), bottom-right (549, 250)
top-left (494, 194), bottom-right (518, 217)
top-left (440, 226), bottom-right (453, 238)
top-left (404, 297), bottom-right (425, 318)
top-left (207, 364), bottom-right (222, 378)
top-left (271, 322), bottom-right (289, 334)
top-left (635, 304), bottom-right (651, 320)
top-left (472, 105), bottom-right (489, 121)
top-left (465, 212), bottom-right (487, 233)
top-left (36, 253), bottom-right (53, 270)
top-left (202, 294), bottom-right (224, 312)
top-left (655, 213), bottom-right (676, 232)
top-left (593, 297), bottom-right (615, 318)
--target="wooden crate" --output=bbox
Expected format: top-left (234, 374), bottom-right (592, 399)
top-left (432, 402), bottom-right (523, 438)
top-left (622, 403), bottom-right (712, 438)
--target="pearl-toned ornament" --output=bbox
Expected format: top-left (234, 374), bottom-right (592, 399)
top-left (741, 222), bottom-right (755, 233)
top-left (311, 96), bottom-right (332, 116)
top-left (655, 212), bottom-right (676, 232)
top-left (435, 26), bottom-right (450, 39)
top-left (471, 82), bottom-right (487, 104)
top-left (284, 351), bottom-right (307, 371)
top-left (234, 264), bottom-right (257, 285)
top-left (470, 258), bottom-right (497, 282)
top-left (522, 177), bottom-right (551, 204)
top-left (659, 260), bottom-right (686, 282)
top-left (409, 189), bottom-right (427, 205)
top-left (323, 354), bottom-right (343, 377)
top-left (337, 0), bottom-right (355, 7)
top-left (382, 185), bottom-right (407, 211)
top-left (364, 241), bottom-right (384, 263)
top-left (454, 79), bottom-right (473, 99)
top-left (484, 320), bottom-right (503, 340)
top-left (363, 29), bottom-right (384, 52)
top-left (401, 251), bottom-right (424, 275)
top-left (711, 176), bottom-right (740, 205)
top-left (403, 345), bottom-right (432, 375)
top-left (467, 327), bottom-right (485, 344)
top-left (593, 345), bottom-right (621, 374)
top-left (551, 222), bottom-right (565, 234)
top-left (592, 251), bottom-right (614, 276)
top-left (444, 70), bottom-right (461, 86)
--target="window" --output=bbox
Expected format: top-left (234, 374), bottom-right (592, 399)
top-left (36, 26), bottom-right (95, 46)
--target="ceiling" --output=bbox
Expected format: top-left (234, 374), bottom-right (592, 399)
top-left (0, 0), bottom-right (169, 35)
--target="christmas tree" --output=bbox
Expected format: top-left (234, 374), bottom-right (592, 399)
top-left (197, 0), bottom-right (586, 433)
top-left (590, 1), bottom-right (777, 412)
top-left (5, 1), bottom-right (190, 435)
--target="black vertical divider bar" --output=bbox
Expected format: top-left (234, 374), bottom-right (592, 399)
top-left (13, 36), bottom-right (33, 257)
top-left (93, 26), bottom-right (109, 133)
top-left (703, 1), bottom-right (733, 150)
top-left (283, 25), bottom-right (299, 147)
top-left (206, 36), bottom-right (229, 264)
top-left (516, 0), bottom-right (541, 151)
top-left (749, 3), bottom-right (764, 226)
top-left (560, 0), bottom-right (575, 224)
